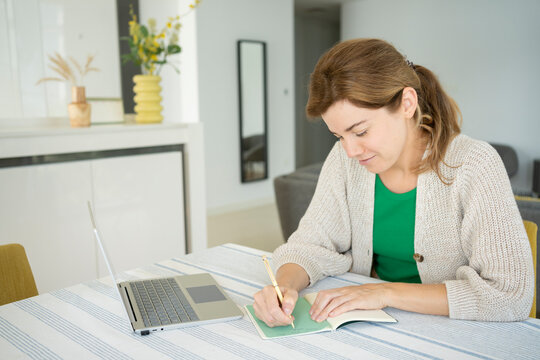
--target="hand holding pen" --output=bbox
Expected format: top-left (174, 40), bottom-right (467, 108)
top-left (261, 255), bottom-right (295, 328)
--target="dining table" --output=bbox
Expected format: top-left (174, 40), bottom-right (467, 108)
top-left (0, 243), bottom-right (538, 359)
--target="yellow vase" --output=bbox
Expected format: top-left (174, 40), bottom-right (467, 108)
top-left (133, 75), bottom-right (163, 123)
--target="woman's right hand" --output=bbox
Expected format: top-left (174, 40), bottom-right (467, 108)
top-left (253, 285), bottom-right (298, 327)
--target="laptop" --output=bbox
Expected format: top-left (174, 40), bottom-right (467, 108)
top-left (87, 202), bottom-right (243, 335)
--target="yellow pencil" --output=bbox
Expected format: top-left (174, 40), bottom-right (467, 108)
top-left (262, 255), bottom-right (295, 328)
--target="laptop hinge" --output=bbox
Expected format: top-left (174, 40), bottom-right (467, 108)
top-left (123, 286), bottom-right (138, 322)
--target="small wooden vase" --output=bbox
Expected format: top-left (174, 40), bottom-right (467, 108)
top-left (133, 75), bottom-right (163, 124)
top-left (68, 86), bottom-right (91, 127)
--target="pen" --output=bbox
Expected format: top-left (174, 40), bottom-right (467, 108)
top-left (262, 255), bottom-right (295, 328)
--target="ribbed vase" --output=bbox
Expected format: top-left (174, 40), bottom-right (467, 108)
top-left (68, 86), bottom-right (91, 127)
top-left (133, 75), bottom-right (163, 123)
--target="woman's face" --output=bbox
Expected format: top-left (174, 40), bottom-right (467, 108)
top-left (321, 96), bottom-right (417, 175)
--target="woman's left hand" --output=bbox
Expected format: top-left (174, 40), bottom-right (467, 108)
top-left (309, 284), bottom-right (390, 322)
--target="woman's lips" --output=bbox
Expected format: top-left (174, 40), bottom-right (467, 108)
top-left (358, 155), bottom-right (375, 165)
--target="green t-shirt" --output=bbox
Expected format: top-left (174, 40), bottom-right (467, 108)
top-left (372, 174), bottom-right (421, 283)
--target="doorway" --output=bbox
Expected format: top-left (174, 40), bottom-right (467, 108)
top-left (294, 3), bottom-right (341, 169)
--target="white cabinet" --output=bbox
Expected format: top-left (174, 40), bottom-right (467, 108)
top-left (0, 123), bottom-right (207, 294)
top-left (0, 161), bottom-right (97, 292)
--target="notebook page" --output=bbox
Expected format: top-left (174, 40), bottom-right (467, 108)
top-left (245, 297), bottom-right (331, 339)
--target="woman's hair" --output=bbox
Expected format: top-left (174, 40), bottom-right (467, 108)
top-left (306, 38), bottom-right (461, 184)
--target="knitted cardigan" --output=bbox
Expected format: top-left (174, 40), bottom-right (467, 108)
top-left (273, 134), bottom-right (534, 321)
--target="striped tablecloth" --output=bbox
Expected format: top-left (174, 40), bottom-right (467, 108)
top-left (1, 243), bottom-right (539, 360)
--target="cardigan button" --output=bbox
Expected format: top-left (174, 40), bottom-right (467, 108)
top-left (413, 253), bottom-right (424, 262)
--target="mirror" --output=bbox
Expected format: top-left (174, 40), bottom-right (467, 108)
top-left (237, 40), bottom-right (268, 183)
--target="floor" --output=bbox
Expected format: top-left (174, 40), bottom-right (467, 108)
top-left (207, 202), bottom-right (285, 253)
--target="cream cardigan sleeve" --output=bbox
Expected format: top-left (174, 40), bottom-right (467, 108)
top-left (273, 142), bottom-right (353, 285)
top-left (444, 141), bottom-right (534, 321)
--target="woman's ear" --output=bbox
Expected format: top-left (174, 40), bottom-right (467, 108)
top-left (401, 87), bottom-right (418, 119)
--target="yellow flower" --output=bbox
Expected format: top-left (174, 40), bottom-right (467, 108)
top-left (123, 2), bottom-right (199, 74)
top-left (129, 21), bottom-right (138, 36)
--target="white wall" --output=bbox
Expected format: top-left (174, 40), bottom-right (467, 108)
top-left (197, 0), bottom-right (295, 211)
top-left (1, 0), bottom-right (28, 118)
top-left (342, 0), bottom-right (540, 192)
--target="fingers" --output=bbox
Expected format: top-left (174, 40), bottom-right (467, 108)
top-left (309, 288), bottom-right (351, 322)
top-left (253, 285), bottom-right (297, 327)
top-left (281, 286), bottom-right (298, 316)
top-left (328, 301), bottom-right (357, 318)
top-left (309, 285), bottom-right (388, 322)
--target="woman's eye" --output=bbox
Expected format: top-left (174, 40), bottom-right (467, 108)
top-left (355, 131), bottom-right (367, 137)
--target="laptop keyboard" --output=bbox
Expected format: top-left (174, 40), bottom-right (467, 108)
top-left (130, 278), bottom-right (200, 327)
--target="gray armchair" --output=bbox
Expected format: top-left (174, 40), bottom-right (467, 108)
top-left (274, 162), bottom-right (322, 241)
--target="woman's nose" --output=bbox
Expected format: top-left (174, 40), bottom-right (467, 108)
top-left (342, 138), bottom-right (364, 158)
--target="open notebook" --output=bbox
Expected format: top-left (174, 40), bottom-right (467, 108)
top-left (245, 292), bottom-right (397, 339)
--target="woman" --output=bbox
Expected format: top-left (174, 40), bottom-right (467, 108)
top-left (253, 38), bottom-right (534, 325)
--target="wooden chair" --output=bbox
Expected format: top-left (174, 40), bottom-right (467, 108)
top-left (0, 243), bottom-right (38, 305)
top-left (524, 220), bottom-right (538, 318)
